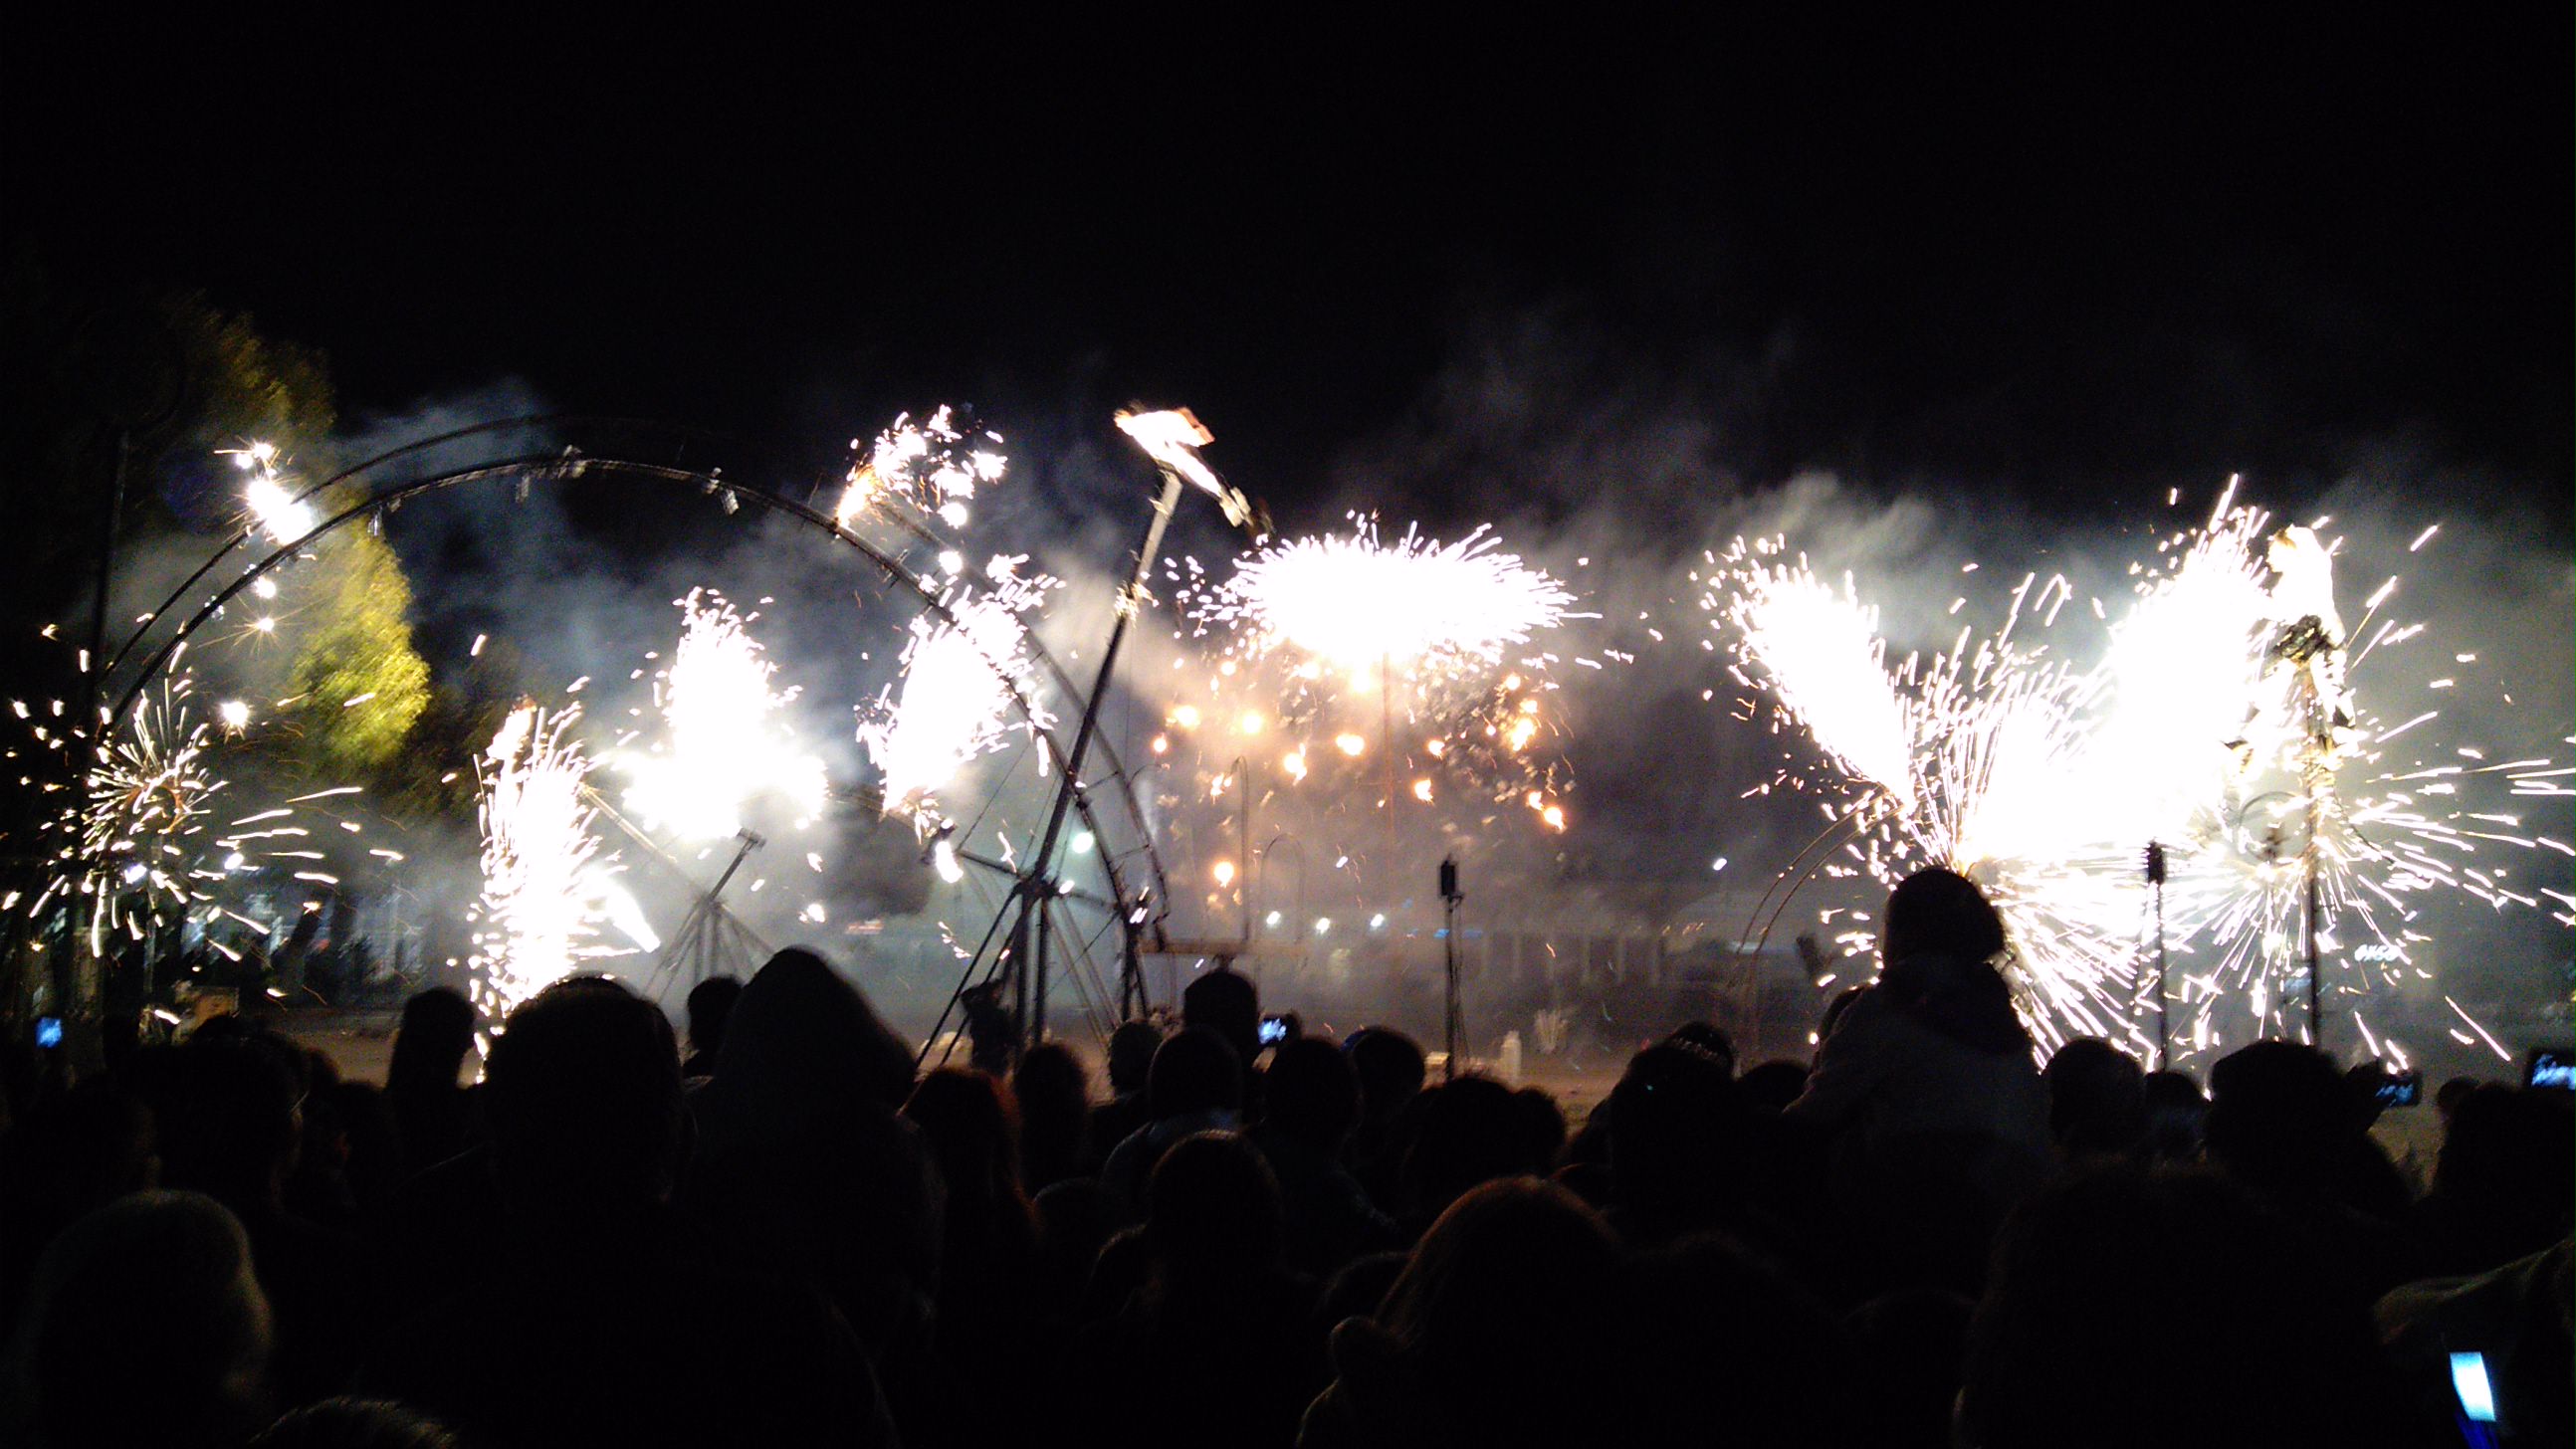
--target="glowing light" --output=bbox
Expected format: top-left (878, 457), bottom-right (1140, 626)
top-left (1212, 860), bottom-right (1237, 888)
top-left (1712, 494), bottom-right (2568, 1063)
top-left (216, 701), bottom-right (251, 732)
top-left (1335, 732), bottom-right (1367, 757)
top-left (1203, 518), bottom-right (1575, 676)
top-left (931, 834), bottom-right (966, 884)
top-left (836, 406), bottom-right (1006, 530)
top-left (859, 568), bottom-right (1057, 825)
top-left (1314, 917), bottom-right (1332, 934)
top-left (470, 704), bottom-right (656, 1018)
top-left (224, 441), bottom-right (317, 545)
top-left (1071, 830), bottom-right (1096, 856)
top-left (621, 590), bottom-right (826, 841)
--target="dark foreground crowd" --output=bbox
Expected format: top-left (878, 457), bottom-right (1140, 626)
top-left (1, 867), bottom-right (2567, 1447)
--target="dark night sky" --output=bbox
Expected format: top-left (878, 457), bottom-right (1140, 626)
top-left (6, 12), bottom-right (2566, 530)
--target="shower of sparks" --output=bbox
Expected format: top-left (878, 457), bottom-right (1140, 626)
top-left (222, 440), bottom-right (318, 546)
top-left (857, 560), bottom-right (1057, 829)
top-left (1712, 491), bottom-right (2568, 1064)
top-left (835, 406), bottom-right (1006, 531)
top-left (1166, 519), bottom-right (1586, 831)
top-left (470, 704), bottom-right (658, 1018)
top-left (1144, 518), bottom-right (1589, 919)
top-left (1204, 518), bottom-right (1578, 677)
top-left (4, 665), bottom-right (374, 967)
top-left (619, 590), bottom-right (825, 842)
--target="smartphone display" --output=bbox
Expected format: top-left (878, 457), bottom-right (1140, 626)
top-left (34, 1016), bottom-right (63, 1049)
top-left (2372, 1069), bottom-right (2422, 1108)
top-left (2522, 1047), bottom-right (2575, 1091)
top-left (1257, 1014), bottom-right (1289, 1046)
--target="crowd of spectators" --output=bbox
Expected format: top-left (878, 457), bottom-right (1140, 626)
top-left (0, 867), bottom-right (2566, 1446)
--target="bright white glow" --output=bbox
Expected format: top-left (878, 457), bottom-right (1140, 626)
top-left (1265, 910), bottom-right (1282, 927)
top-left (621, 590), bottom-right (825, 842)
top-left (216, 700), bottom-right (251, 731)
top-left (471, 705), bottom-right (656, 1018)
top-left (836, 407), bottom-right (1007, 530)
top-left (859, 569), bottom-right (1056, 824)
top-left (1314, 917), bottom-right (1332, 934)
top-left (1070, 830), bottom-right (1096, 855)
top-left (2449, 1352), bottom-right (2496, 1423)
top-left (1212, 860), bottom-right (1236, 888)
top-left (1369, 913), bottom-right (1387, 930)
top-left (226, 441), bottom-right (317, 545)
top-left (932, 835), bottom-right (966, 884)
top-left (1206, 519), bottom-right (1576, 676)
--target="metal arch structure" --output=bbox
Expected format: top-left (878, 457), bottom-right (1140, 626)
top-left (92, 416), bottom-right (1173, 1032)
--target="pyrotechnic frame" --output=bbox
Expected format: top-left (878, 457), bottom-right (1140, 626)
top-left (85, 417), bottom-right (1172, 1029)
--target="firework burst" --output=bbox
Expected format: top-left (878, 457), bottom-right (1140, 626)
top-left (222, 440), bottom-right (318, 546)
top-left (619, 590), bottom-right (826, 842)
top-left (857, 559), bottom-right (1056, 829)
top-left (470, 704), bottom-right (657, 1018)
top-left (836, 406), bottom-right (1006, 531)
top-left (1713, 489), bottom-right (2569, 1063)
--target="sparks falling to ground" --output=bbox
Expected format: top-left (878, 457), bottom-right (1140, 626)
top-left (1712, 486), bottom-right (2569, 1065)
top-left (835, 406), bottom-right (1007, 531)
top-left (470, 704), bottom-right (657, 1018)
top-left (619, 590), bottom-right (826, 842)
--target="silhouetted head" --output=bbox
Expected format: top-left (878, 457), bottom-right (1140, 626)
top-left (1010, 1042), bottom-right (1092, 1184)
top-left (1736, 1059), bottom-right (1810, 1112)
top-left (148, 1039), bottom-right (302, 1213)
top-left (1106, 1020), bottom-right (1164, 1093)
top-left (1881, 866), bottom-right (2008, 967)
top-left (1145, 1131), bottom-right (1283, 1273)
top-left (1147, 1026), bottom-right (1242, 1122)
top-left (1510, 1087), bottom-right (1568, 1171)
top-left (1344, 1025), bottom-right (1427, 1122)
top-left (387, 988), bottom-right (476, 1094)
top-left (485, 977), bottom-right (685, 1208)
top-left (2435, 1085), bottom-right (2574, 1218)
top-left (1608, 1043), bottom-right (1743, 1221)
top-left (2140, 1069), bottom-right (2208, 1161)
top-left (1263, 1037), bottom-right (1362, 1152)
top-left (1181, 966), bottom-right (1260, 1066)
top-left (2044, 1038), bottom-right (2148, 1155)
top-left (1666, 1020), bottom-right (1737, 1078)
top-left (716, 948), bottom-right (917, 1111)
top-left (2434, 1075), bottom-right (2480, 1122)
top-left (250, 1397), bottom-right (461, 1448)
top-left (1378, 1177), bottom-right (1618, 1430)
top-left (6, 1190), bottom-right (273, 1448)
top-left (2205, 1040), bottom-right (2352, 1193)
top-left (682, 975), bottom-right (744, 1066)
top-left (903, 1068), bottom-right (1025, 1211)
top-left (1961, 1165), bottom-right (2405, 1448)
top-left (1402, 1075), bottom-right (1540, 1217)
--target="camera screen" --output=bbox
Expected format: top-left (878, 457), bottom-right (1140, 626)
top-left (2525, 1049), bottom-right (2575, 1091)
top-left (1258, 1016), bottom-right (1288, 1045)
top-left (34, 1017), bottom-right (63, 1049)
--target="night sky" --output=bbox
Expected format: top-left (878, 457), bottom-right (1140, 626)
top-left (8, 13), bottom-right (2566, 529)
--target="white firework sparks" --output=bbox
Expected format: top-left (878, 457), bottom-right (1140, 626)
top-left (1205, 518), bottom-right (1578, 682)
top-left (1714, 490), bottom-right (2568, 1063)
top-left (620, 590), bottom-right (825, 842)
top-left (835, 406), bottom-right (1007, 531)
top-left (857, 562), bottom-right (1056, 826)
top-left (222, 440), bottom-right (317, 546)
top-left (471, 704), bottom-right (657, 1018)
